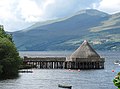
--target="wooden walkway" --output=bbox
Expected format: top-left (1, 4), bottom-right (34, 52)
top-left (23, 56), bottom-right (104, 69)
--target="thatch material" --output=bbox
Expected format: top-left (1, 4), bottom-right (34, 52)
top-left (68, 40), bottom-right (100, 61)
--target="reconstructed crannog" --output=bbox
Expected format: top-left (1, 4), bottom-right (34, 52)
top-left (23, 40), bottom-right (105, 69)
top-left (66, 40), bottom-right (105, 69)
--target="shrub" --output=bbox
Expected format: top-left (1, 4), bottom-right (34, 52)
top-left (113, 72), bottom-right (120, 89)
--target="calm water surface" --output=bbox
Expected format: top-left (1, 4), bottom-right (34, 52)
top-left (0, 51), bottom-right (120, 89)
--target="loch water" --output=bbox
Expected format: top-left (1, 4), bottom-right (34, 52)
top-left (0, 51), bottom-right (120, 89)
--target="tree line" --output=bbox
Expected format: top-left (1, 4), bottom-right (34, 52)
top-left (0, 25), bottom-right (22, 79)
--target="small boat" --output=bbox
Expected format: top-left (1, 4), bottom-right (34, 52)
top-left (114, 62), bottom-right (119, 65)
top-left (58, 84), bottom-right (72, 89)
top-left (114, 60), bottom-right (120, 65)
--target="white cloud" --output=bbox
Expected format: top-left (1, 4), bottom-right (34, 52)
top-left (43, 0), bottom-right (55, 10)
top-left (0, 0), bottom-right (56, 31)
top-left (16, 0), bottom-right (56, 22)
top-left (0, 0), bottom-right (63, 31)
top-left (18, 0), bottom-right (43, 22)
top-left (0, 0), bottom-right (15, 20)
top-left (0, 0), bottom-right (22, 31)
top-left (1, 0), bottom-right (120, 31)
top-left (41, 0), bottom-right (83, 19)
top-left (93, 0), bottom-right (120, 14)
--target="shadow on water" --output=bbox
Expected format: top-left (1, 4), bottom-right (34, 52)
top-left (0, 74), bottom-right (20, 80)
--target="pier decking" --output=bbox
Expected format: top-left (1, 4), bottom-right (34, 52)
top-left (24, 57), bottom-right (66, 69)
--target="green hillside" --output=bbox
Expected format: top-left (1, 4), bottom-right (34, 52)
top-left (12, 9), bottom-right (120, 51)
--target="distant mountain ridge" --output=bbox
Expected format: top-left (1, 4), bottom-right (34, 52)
top-left (12, 9), bottom-right (120, 51)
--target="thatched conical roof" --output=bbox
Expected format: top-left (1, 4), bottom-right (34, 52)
top-left (70, 40), bottom-right (100, 59)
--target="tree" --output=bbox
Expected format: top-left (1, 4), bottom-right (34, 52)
top-left (0, 25), bottom-right (22, 79)
top-left (113, 72), bottom-right (120, 89)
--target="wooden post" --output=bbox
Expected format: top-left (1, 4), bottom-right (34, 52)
top-left (53, 62), bottom-right (54, 69)
top-left (63, 62), bottom-right (65, 69)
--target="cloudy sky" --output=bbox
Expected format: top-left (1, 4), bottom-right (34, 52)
top-left (0, 0), bottom-right (120, 32)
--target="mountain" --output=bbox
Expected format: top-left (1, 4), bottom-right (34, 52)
top-left (12, 9), bottom-right (120, 51)
top-left (88, 12), bottom-right (120, 51)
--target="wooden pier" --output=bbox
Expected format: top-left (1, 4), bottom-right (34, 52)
top-left (23, 57), bottom-right (104, 69)
top-left (23, 40), bottom-right (105, 69)
top-left (24, 56), bottom-right (66, 69)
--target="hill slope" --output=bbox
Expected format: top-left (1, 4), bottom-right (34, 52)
top-left (12, 9), bottom-right (120, 51)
